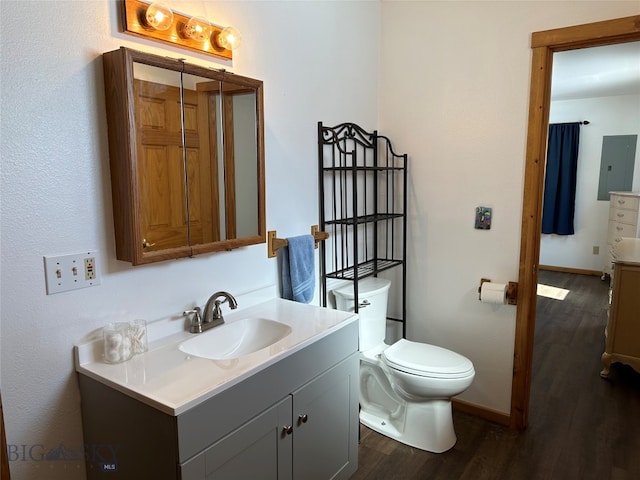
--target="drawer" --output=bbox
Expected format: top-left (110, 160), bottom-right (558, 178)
top-left (610, 194), bottom-right (640, 212)
top-left (609, 207), bottom-right (639, 226)
top-left (608, 220), bottom-right (640, 241)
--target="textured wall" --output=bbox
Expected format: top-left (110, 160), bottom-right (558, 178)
top-left (0, 1), bottom-right (379, 478)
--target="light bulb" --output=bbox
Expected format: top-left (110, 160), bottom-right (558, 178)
top-left (215, 26), bottom-right (242, 50)
top-left (145, 3), bottom-right (173, 31)
top-left (184, 16), bottom-right (213, 43)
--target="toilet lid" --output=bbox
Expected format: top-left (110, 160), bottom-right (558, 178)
top-left (333, 277), bottom-right (391, 299)
top-left (382, 339), bottom-right (474, 379)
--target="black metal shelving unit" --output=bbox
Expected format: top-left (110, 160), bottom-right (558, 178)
top-left (318, 122), bottom-right (407, 337)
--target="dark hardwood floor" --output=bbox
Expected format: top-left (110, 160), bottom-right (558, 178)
top-left (350, 271), bottom-right (640, 479)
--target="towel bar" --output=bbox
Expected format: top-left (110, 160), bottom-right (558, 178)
top-left (267, 225), bottom-right (329, 258)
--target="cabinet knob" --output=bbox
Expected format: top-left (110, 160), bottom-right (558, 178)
top-left (282, 425), bottom-right (293, 435)
top-left (142, 238), bottom-right (156, 248)
top-left (298, 414), bottom-right (308, 425)
top-left (359, 300), bottom-right (371, 309)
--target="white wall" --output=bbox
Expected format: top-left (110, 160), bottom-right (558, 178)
top-left (541, 94), bottom-right (640, 271)
top-left (379, 1), bottom-right (640, 414)
top-left (0, 1), bottom-right (379, 479)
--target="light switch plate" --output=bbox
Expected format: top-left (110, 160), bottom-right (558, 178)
top-left (44, 251), bottom-right (101, 295)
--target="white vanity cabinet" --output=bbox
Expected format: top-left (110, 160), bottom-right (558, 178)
top-left (604, 192), bottom-right (640, 277)
top-left (77, 320), bottom-right (359, 480)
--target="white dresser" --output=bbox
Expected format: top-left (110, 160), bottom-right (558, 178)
top-left (604, 192), bottom-right (640, 278)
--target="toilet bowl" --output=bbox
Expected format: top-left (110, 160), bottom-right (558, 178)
top-left (333, 278), bottom-right (475, 453)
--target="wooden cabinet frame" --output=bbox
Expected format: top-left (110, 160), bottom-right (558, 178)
top-left (103, 47), bottom-right (266, 265)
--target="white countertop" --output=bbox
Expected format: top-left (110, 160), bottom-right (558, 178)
top-left (75, 299), bottom-right (357, 416)
top-left (612, 238), bottom-right (640, 266)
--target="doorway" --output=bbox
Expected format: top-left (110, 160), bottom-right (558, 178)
top-left (511, 15), bottom-right (640, 430)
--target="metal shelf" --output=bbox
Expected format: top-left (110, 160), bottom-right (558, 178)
top-left (325, 259), bottom-right (404, 281)
top-left (325, 213), bottom-right (404, 226)
top-left (318, 121), bottom-right (408, 338)
top-left (321, 166), bottom-right (405, 172)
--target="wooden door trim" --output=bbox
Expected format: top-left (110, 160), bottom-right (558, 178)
top-left (512, 15), bottom-right (640, 430)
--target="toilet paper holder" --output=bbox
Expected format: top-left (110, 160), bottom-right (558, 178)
top-left (478, 278), bottom-right (518, 305)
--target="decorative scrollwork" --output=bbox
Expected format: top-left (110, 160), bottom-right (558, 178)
top-left (319, 122), bottom-right (407, 169)
top-left (320, 122), bottom-right (375, 148)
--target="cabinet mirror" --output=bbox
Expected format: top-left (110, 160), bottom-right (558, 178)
top-left (103, 47), bottom-right (265, 265)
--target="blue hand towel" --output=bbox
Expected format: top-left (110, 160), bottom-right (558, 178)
top-left (279, 235), bottom-right (315, 304)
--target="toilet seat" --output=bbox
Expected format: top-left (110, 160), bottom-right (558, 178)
top-left (382, 339), bottom-right (474, 379)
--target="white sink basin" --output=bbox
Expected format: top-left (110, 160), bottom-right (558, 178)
top-left (179, 317), bottom-right (292, 360)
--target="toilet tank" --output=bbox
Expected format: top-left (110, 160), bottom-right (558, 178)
top-left (333, 278), bottom-right (391, 351)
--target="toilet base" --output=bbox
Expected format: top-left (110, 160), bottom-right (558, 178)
top-left (360, 399), bottom-right (456, 453)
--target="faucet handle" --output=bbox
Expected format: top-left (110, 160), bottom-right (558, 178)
top-left (183, 307), bottom-right (203, 333)
top-left (212, 300), bottom-right (224, 320)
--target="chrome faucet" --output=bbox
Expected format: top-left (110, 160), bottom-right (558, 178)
top-left (183, 291), bottom-right (238, 334)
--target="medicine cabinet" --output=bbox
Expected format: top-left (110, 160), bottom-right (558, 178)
top-left (103, 47), bottom-right (265, 265)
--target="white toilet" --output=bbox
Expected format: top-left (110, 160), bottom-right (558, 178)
top-left (334, 277), bottom-right (475, 453)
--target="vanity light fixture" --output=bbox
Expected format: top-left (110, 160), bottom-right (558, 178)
top-left (215, 27), bottom-right (242, 51)
top-left (123, 0), bottom-right (241, 60)
top-left (183, 16), bottom-right (213, 43)
top-left (144, 3), bottom-right (173, 31)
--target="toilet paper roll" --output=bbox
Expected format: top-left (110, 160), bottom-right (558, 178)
top-left (480, 282), bottom-right (507, 305)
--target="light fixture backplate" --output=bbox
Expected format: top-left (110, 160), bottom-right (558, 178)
top-left (123, 0), bottom-right (232, 61)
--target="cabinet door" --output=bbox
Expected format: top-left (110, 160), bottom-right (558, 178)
top-left (292, 354), bottom-right (359, 480)
top-left (180, 396), bottom-right (292, 480)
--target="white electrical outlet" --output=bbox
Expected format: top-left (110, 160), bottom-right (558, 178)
top-left (84, 257), bottom-right (96, 280)
top-left (44, 251), bottom-right (101, 295)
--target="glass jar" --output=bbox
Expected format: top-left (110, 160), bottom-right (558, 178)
top-left (103, 322), bottom-right (133, 364)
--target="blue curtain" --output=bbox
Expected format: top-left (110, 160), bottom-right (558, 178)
top-left (541, 123), bottom-right (581, 235)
